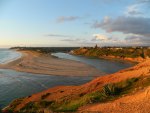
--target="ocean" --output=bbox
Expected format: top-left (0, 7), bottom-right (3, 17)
top-left (0, 49), bottom-right (21, 64)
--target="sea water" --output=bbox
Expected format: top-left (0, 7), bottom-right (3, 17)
top-left (0, 49), bottom-right (21, 64)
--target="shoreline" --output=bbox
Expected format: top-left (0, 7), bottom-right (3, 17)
top-left (71, 53), bottom-right (145, 63)
top-left (4, 56), bottom-right (150, 112)
top-left (0, 49), bottom-right (22, 64)
top-left (70, 53), bottom-right (138, 65)
top-left (0, 50), bottom-right (101, 76)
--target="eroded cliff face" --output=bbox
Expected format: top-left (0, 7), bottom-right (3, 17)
top-left (3, 59), bottom-right (150, 113)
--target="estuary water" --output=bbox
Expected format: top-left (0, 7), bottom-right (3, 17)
top-left (0, 50), bottom-right (135, 108)
top-left (0, 69), bottom-right (93, 108)
top-left (52, 52), bottom-right (135, 74)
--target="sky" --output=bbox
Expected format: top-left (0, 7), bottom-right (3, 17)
top-left (0, 0), bottom-right (150, 47)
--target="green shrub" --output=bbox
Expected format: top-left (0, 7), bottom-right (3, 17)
top-left (39, 101), bottom-right (53, 108)
top-left (19, 102), bottom-right (43, 113)
top-left (4, 98), bottom-right (24, 112)
top-left (41, 93), bottom-right (51, 100)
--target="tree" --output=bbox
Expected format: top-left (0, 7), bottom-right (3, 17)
top-left (94, 44), bottom-right (98, 49)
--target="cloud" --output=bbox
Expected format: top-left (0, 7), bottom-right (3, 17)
top-left (125, 34), bottom-right (150, 45)
top-left (90, 0), bottom-right (150, 46)
top-left (92, 16), bottom-right (150, 37)
top-left (127, 10), bottom-right (142, 15)
top-left (61, 34), bottom-right (145, 46)
top-left (92, 34), bottom-right (121, 44)
top-left (61, 38), bottom-right (91, 45)
top-left (92, 34), bottom-right (109, 41)
top-left (91, 16), bottom-right (150, 46)
top-left (61, 38), bottom-right (99, 46)
top-left (125, 4), bottom-right (143, 16)
top-left (124, 0), bottom-right (150, 17)
top-left (45, 34), bottom-right (72, 38)
top-left (137, 0), bottom-right (150, 4)
top-left (92, 16), bottom-right (111, 29)
top-left (56, 16), bottom-right (80, 23)
top-left (61, 38), bottom-right (80, 42)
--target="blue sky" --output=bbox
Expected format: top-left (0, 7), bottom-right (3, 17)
top-left (0, 0), bottom-right (150, 47)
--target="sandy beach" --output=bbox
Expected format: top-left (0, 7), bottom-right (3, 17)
top-left (0, 50), bottom-right (101, 76)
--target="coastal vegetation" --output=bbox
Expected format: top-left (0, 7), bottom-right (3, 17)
top-left (11, 45), bottom-right (150, 59)
top-left (72, 46), bottom-right (150, 60)
top-left (11, 46), bottom-right (150, 60)
top-left (10, 47), bottom-right (79, 54)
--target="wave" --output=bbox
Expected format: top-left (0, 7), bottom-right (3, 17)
top-left (0, 49), bottom-right (22, 64)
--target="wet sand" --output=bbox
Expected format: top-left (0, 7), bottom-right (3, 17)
top-left (0, 50), bottom-right (101, 76)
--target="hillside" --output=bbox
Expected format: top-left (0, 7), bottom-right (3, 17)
top-left (72, 47), bottom-right (150, 62)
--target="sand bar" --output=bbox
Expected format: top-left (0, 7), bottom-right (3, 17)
top-left (0, 50), bottom-right (102, 76)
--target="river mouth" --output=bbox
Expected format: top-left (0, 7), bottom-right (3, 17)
top-left (0, 52), bottom-right (135, 108)
top-left (52, 52), bottom-right (135, 74)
